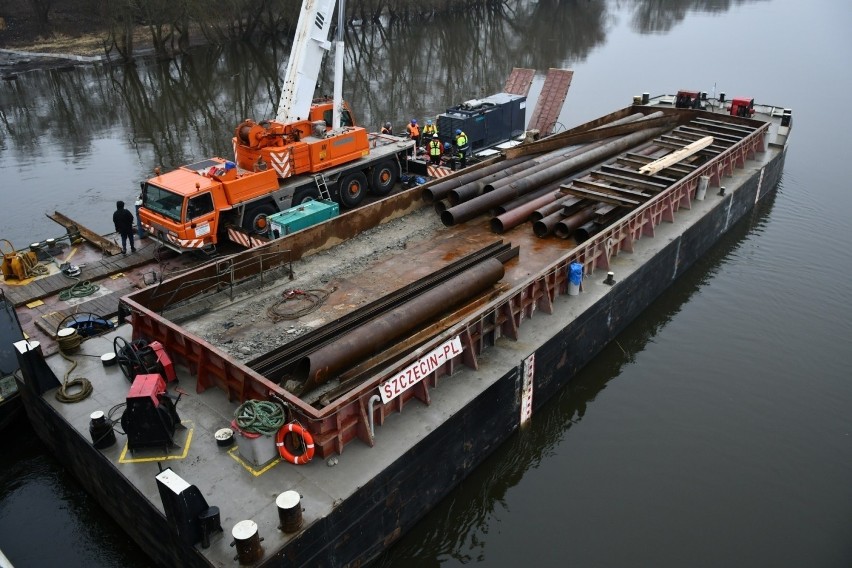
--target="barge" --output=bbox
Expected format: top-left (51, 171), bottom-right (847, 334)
top-left (12, 93), bottom-right (790, 567)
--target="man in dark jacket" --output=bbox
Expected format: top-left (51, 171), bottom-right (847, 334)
top-left (113, 200), bottom-right (136, 254)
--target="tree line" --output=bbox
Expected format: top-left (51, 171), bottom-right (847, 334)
top-left (3, 0), bottom-right (509, 63)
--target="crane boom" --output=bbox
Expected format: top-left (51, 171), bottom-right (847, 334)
top-left (276, 0), bottom-right (337, 124)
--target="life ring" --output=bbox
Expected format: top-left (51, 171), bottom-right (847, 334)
top-left (276, 422), bottom-right (315, 465)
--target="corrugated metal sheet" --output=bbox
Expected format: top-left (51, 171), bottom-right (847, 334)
top-left (528, 68), bottom-right (574, 135)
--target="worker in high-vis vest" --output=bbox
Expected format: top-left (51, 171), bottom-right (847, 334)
top-left (455, 129), bottom-right (470, 168)
top-left (406, 119), bottom-right (421, 147)
top-left (428, 134), bottom-right (443, 165)
top-left (422, 119), bottom-right (438, 139)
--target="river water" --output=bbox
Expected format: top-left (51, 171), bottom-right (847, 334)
top-left (2, 0), bottom-right (851, 566)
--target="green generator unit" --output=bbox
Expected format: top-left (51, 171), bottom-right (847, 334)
top-left (267, 199), bottom-right (339, 238)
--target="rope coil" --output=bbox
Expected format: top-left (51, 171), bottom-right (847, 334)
top-left (58, 280), bottom-right (99, 301)
top-left (234, 400), bottom-right (287, 436)
top-left (56, 349), bottom-right (93, 404)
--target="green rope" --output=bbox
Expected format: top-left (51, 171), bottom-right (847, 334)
top-left (58, 280), bottom-right (99, 301)
top-left (234, 400), bottom-right (286, 436)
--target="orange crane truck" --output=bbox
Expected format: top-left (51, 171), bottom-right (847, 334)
top-left (137, 0), bottom-right (415, 254)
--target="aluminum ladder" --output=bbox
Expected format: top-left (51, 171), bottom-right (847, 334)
top-left (314, 174), bottom-right (332, 201)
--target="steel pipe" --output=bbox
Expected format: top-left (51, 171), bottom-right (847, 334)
top-left (483, 112), bottom-right (666, 195)
top-left (574, 220), bottom-right (601, 243)
top-left (296, 258), bottom-right (506, 392)
top-left (533, 210), bottom-right (566, 238)
top-left (554, 206), bottom-right (598, 238)
top-left (491, 191), bottom-right (563, 234)
top-left (444, 114), bottom-right (648, 204)
top-left (442, 124), bottom-right (670, 226)
top-left (531, 195), bottom-right (582, 222)
top-left (495, 181), bottom-right (564, 215)
top-left (422, 158), bottom-right (526, 203)
top-left (448, 183), bottom-right (484, 205)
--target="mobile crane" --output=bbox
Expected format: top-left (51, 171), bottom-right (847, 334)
top-left (137, 0), bottom-right (414, 254)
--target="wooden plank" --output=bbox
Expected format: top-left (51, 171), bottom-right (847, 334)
top-left (660, 134), bottom-right (727, 152)
top-left (641, 136), bottom-right (715, 175)
top-left (653, 138), bottom-right (720, 156)
top-left (527, 68), bottom-right (574, 135)
top-left (48, 211), bottom-right (122, 256)
top-left (639, 136), bottom-right (713, 174)
top-left (620, 153), bottom-right (697, 174)
top-left (503, 68), bottom-right (535, 97)
top-left (36, 311), bottom-right (65, 338)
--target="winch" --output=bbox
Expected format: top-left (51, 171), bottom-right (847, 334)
top-left (113, 337), bottom-right (176, 384)
top-left (121, 373), bottom-right (182, 452)
top-left (1, 239), bottom-right (39, 280)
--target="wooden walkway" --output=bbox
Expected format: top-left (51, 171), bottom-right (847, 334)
top-left (3, 248), bottom-right (154, 308)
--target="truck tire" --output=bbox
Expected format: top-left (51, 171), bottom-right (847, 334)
top-left (370, 160), bottom-right (399, 196)
top-left (292, 187), bottom-right (321, 205)
top-left (243, 203), bottom-right (276, 234)
top-left (338, 172), bottom-right (368, 208)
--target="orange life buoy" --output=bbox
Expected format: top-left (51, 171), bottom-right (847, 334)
top-left (276, 422), bottom-right (315, 465)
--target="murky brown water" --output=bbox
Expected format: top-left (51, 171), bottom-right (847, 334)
top-left (2, 0), bottom-right (852, 566)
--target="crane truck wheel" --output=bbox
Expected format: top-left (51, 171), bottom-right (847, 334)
top-left (292, 188), bottom-right (320, 205)
top-left (338, 172), bottom-right (368, 208)
top-left (243, 203), bottom-right (276, 234)
top-left (370, 160), bottom-right (400, 196)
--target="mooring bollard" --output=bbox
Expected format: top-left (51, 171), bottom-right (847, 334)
top-left (231, 520), bottom-right (263, 564)
top-left (277, 490), bottom-right (303, 533)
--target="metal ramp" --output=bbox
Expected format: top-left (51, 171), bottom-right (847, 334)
top-left (504, 67), bottom-right (535, 97)
top-left (527, 68), bottom-right (574, 136)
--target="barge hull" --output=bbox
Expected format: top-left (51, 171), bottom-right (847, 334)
top-left (16, 102), bottom-right (788, 567)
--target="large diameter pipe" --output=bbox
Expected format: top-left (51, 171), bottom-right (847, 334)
top-left (443, 112), bottom-right (653, 206)
top-left (296, 258), bottom-right (505, 391)
top-left (491, 191), bottom-right (562, 234)
top-left (422, 157), bottom-right (526, 203)
top-left (531, 195), bottom-right (582, 222)
top-left (448, 183), bottom-right (484, 205)
top-left (533, 210), bottom-right (567, 238)
top-left (574, 220), bottom-right (602, 243)
top-left (442, 124), bottom-right (670, 226)
top-left (484, 111), bottom-right (666, 195)
top-left (448, 151), bottom-right (571, 205)
top-left (555, 205), bottom-right (598, 238)
top-left (495, 181), bottom-right (564, 215)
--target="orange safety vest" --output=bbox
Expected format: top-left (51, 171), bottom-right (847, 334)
top-left (407, 123), bottom-right (420, 138)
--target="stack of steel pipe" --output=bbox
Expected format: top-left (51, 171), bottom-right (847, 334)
top-left (554, 205), bottom-right (599, 238)
top-left (295, 258), bottom-right (506, 394)
top-left (424, 111), bottom-right (657, 207)
top-left (492, 189), bottom-right (563, 234)
top-left (533, 197), bottom-right (585, 238)
top-left (442, 121), bottom-right (670, 227)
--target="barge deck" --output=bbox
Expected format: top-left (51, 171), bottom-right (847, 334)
top-left (13, 95), bottom-right (791, 567)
